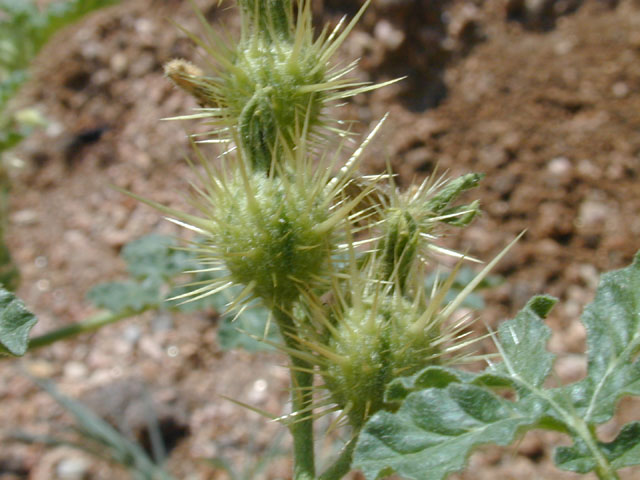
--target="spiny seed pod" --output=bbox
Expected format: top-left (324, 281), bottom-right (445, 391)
top-left (214, 171), bottom-right (333, 307)
top-left (164, 0), bottom-right (397, 173)
top-left (321, 293), bottom-right (441, 429)
top-left (128, 118), bottom-right (386, 321)
top-left (294, 213), bottom-right (519, 429)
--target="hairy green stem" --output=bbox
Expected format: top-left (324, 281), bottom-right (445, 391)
top-left (318, 433), bottom-right (359, 480)
top-left (572, 420), bottom-right (619, 480)
top-left (274, 308), bottom-right (316, 480)
top-left (23, 308), bottom-right (143, 354)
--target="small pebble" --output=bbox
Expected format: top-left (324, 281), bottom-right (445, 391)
top-left (12, 209), bottom-right (39, 226)
top-left (374, 20), bottom-right (405, 50)
top-left (611, 81), bottom-right (629, 98)
top-left (56, 456), bottom-right (90, 480)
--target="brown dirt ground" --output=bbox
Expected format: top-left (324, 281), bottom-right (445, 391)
top-left (1, 0), bottom-right (640, 478)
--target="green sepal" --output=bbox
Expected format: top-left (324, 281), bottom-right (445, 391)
top-left (379, 209), bottom-right (418, 291)
top-left (239, 87), bottom-right (277, 172)
top-left (0, 286), bottom-right (37, 356)
top-left (425, 173), bottom-right (484, 215)
top-left (438, 200), bottom-right (480, 227)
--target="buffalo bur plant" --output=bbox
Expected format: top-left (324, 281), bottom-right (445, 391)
top-left (1, 0), bottom-right (639, 479)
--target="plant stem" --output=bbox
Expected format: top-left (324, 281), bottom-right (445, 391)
top-left (274, 308), bottom-right (316, 480)
top-left (27, 308), bottom-right (143, 353)
top-left (318, 433), bottom-right (359, 480)
top-left (572, 420), bottom-right (620, 480)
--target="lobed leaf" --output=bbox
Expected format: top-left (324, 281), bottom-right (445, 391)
top-left (353, 383), bottom-right (542, 480)
top-left (121, 234), bottom-right (194, 280)
top-left (566, 252), bottom-right (640, 424)
top-left (384, 366), bottom-right (477, 406)
top-left (87, 279), bottom-right (162, 315)
top-left (0, 287), bottom-right (37, 356)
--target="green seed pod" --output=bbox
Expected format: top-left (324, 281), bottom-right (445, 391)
top-left (322, 294), bottom-right (440, 429)
top-left (215, 171), bottom-right (333, 307)
top-left (164, 0), bottom-right (392, 174)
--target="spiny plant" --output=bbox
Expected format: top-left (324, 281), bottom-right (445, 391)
top-left (147, 1), bottom-right (640, 478)
top-left (1, 1), bottom-right (639, 479)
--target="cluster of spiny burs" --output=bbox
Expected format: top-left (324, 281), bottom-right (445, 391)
top-left (158, 0), bottom-right (505, 453)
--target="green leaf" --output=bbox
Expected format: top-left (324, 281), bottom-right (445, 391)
top-left (566, 252), bottom-right (640, 424)
top-left (487, 295), bottom-right (557, 393)
top-left (0, 287), bottom-right (37, 356)
top-left (44, 0), bottom-right (118, 31)
top-left (87, 278), bottom-right (162, 314)
top-left (0, 71), bottom-right (28, 110)
top-left (122, 234), bottom-right (193, 280)
top-left (0, 1), bottom-right (118, 76)
top-left (0, 0), bottom-right (38, 14)
top-left (167, 274), bottom-right (227, 313)
top-left (384, 365), bottom-right (516, 407)
top-left (353, 383), bottom-right (542, 480)
top-left (554, 422), bottom-right (640, 473)
top-left (384, 366), bottom-right (478, 406)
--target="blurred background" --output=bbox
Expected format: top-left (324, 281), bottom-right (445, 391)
top-left (1, 0), bottom-right (639, 478)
